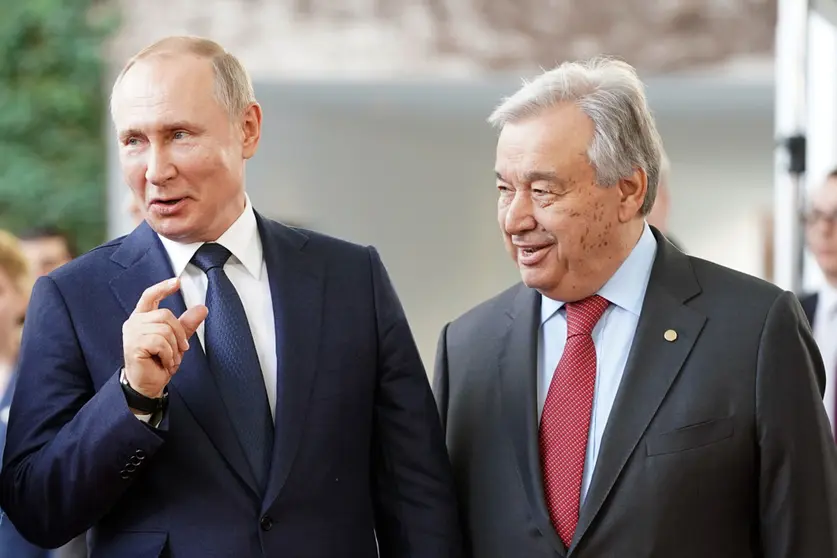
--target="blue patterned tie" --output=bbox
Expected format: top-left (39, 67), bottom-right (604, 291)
top-left (191, 243), bottom-right (274, 491)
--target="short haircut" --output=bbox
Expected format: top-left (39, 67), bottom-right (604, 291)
top-left (488, 56), bottom-right (664, 215)
top-left (111, 35), bottom-right (256, 119)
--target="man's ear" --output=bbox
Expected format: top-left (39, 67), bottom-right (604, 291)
top-left (241, 102), bottom-right (262, 159)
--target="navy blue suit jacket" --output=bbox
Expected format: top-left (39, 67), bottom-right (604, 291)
top-left (0, 214), bottom-right (461, 557)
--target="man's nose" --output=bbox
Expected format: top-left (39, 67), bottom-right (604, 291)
top-left (145, 145), bottom-right (176, 186)
top-left (504, 191), bottom-right (536, 235)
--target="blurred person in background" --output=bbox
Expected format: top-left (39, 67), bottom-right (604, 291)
top-left (18, 227), bottom-right (75, 278)
top-left (0, 35), bottom-right (460, 557)
top-left (0, 225), bottom-right (88, 558)
top-left (800, 167), bottom-right (837, 439)
top-left (0, 230), bottom-right (40, 558)
top-left (434, 57), bottom-right (837, 558)
top-left (646, 151), bottom-right (684, 251)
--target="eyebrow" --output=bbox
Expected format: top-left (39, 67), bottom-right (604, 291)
top-left (118, 121), bottom-right (203, 141)
top-left (495, 170), bottom-right (563, 184)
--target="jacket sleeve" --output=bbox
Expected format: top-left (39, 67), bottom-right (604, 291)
top-left (0, 276), bottom-right (166, 549)
top-left (366, 247), bottom-right (462, 558)
top-left (757, 290), bottom-right (837, 557)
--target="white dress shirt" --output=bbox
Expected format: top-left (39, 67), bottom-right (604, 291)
top-left (812, 283), bottom-right (837, 433)
top-left (538, 222), bottom-right (657, 505)
top-left (155, 195), bottom-right (278, 419)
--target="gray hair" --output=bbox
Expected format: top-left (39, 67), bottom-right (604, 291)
top-left (488, 57), bottom-right (663, 215)
top-left (111, 36), bottom-right (256, 120)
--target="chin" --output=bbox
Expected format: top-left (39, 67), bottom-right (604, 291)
top-left (519, 265), bottom-right (571, 298)
top-left (518, 266), bottom-right (549, 290)
top-left (149, 218), bottom-right (192, 241)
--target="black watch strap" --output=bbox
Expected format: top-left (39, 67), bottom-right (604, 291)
top-left (120, 372), bottom-right (167, 415)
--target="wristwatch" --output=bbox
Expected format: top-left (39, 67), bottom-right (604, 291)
top-left (120, 371), bottom-right (168, 415)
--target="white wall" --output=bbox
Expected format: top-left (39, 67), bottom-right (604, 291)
top-left (108, 77), bottom-right (776, 373)
top-left (658, 113), bottom-right (774, 279)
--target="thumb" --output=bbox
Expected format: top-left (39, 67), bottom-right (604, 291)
top-left (179, 305), bottom-right (208, 339)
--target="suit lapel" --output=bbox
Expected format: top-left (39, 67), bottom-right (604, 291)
top-left (572, 229), bottom-right (706, 551)
top-left (258, 216), bottom-right (324, 511)
top-left (109, 223), bottom-right (260, 496)
top-left (498, 286), bottom-right (568, 557)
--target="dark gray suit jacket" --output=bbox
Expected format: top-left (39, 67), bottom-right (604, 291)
top-left (434, 228), bottom-right (837, 558)
top-left (800, 292), bottom-right (818, 327)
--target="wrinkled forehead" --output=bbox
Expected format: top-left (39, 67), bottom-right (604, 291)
top-left (111, 54), bottom-right (219, 129)
top-left (495, 104), bottom-right (594, 177)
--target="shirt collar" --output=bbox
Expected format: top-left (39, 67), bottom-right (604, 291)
top-left (541, 222), bottom-right (658, 324)
top-left (157, 194), bottom-right (263, 280)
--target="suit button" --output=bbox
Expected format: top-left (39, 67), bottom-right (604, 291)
top-left (135, 450), bottom-right (145, 459)
top-left (130, 456), bottom-right (142, 466)
top-left (119, 470), bottom-right (130, 480)
top-left (260, 516), bottom-right (273, 531)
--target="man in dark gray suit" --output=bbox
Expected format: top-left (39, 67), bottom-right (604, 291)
top-left (433, 57), bottom-right (837, 558)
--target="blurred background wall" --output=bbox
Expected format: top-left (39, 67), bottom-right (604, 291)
top-left (3, 0), bottom-right (790, 369)
top-left (105, 75), bottom-right (775, 365)
top-left (101, 0), bottom-right (779, 367)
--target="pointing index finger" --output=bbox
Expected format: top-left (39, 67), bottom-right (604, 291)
top-left (134, 277), bottom-right (180, 314)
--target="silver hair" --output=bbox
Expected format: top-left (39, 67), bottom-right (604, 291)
top-left (488, 57), bottom-right (663, 215)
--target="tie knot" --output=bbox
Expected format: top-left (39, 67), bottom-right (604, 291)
top-left (565, 295), bottom-right (609, 337)
top-left (191, 243), bottom-right (232, 273)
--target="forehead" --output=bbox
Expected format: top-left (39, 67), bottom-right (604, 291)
top-left (812, 178), bottom-right (837, 209)
top-left (111, 54), bottom-right (220, 129)
top-left (496, 102), bottom-right (593, 174)
top-left (22, 237), bottom-right (68, 255)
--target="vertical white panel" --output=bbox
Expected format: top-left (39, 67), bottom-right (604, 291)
top-left (773, 0), bottom-right (810, 292)
top-left (802, 10), bottom-right (837, 292)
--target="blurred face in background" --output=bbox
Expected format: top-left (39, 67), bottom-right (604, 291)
top-left (495, 102), bottom-right (647, 302)
top-left (21, 236), bottom-right (72, 277)
top-left (0, 268), bottom-right (27, 355)
top-left (111, 53), bottom-right (262, 243)
top-left (805, 177), bottom-right (837, 283)
top-left (0, 232), bottom-right (32, 364)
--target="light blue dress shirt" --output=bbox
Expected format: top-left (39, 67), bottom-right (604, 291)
top-left (538, 223), bottom-right (657, 505)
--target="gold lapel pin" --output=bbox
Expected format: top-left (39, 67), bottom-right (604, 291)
top-left (664, 329), bottom-right (678, 342)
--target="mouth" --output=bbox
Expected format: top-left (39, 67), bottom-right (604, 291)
top-left (148, 197), bottom-right (189, 215)
top-left (516, 244), bottom-right (553, 266)
top-left (150, 197), bottom-right (185, 206)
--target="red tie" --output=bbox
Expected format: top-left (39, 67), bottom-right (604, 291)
top-left (539, 295), bottom-right (610, 548)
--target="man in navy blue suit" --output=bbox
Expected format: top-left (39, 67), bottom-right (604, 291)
top-left (0, 36), bottom-right (461, 557)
